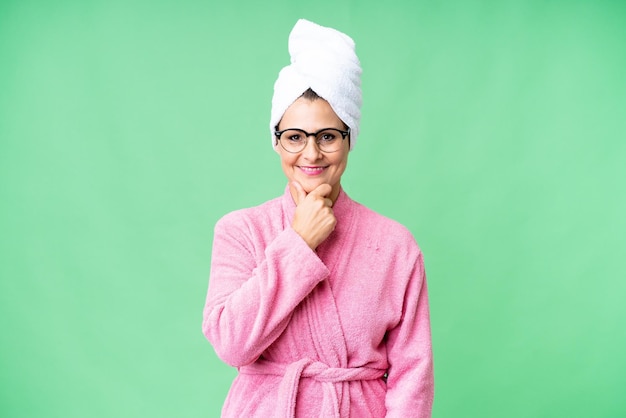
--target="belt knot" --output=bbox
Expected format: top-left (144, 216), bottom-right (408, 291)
top-left (240, 358), bottom-right (385, 417)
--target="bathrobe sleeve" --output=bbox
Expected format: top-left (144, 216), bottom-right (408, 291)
top-left (384, 249), bottom-right (434, 417)
top-left (202, 212), bottom-right (329, 367)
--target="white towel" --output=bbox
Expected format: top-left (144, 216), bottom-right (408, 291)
top-left (270, 19), bottom-right (362, 150)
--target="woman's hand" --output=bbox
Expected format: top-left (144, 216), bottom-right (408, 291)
top-left (290, 181), bottom-right (336, 250)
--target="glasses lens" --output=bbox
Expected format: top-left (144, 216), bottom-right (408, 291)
top-left (316, 129), bottom-right (343, 152)
top-left (279, 129), bottom-right (306, 153)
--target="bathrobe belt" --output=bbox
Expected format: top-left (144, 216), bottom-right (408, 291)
top-left (240, 357), bottom-right (385, 417)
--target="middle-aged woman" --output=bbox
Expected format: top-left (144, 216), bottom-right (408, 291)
top-left (203, 19), bottom-right (434, 417)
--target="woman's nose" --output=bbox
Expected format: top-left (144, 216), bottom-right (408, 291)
top-left (302, 135), bottom-right (323, 160)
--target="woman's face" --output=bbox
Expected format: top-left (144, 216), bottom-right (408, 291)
top-left (276, 97), bottom-right (349, 202)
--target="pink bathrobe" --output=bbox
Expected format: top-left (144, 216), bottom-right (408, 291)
top-left (203, 187), bottom-right (433, 417)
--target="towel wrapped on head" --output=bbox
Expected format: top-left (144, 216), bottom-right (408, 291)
top-left (270, 19), bottom-right (362, 150)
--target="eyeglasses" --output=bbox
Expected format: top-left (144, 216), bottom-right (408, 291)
top-left (274, 127), bottom-right (350, 153)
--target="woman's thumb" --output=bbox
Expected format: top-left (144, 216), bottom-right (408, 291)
top-left (290, 181), bottom-right (307, 205)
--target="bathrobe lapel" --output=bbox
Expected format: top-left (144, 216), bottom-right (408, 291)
top-left (281, 187), bottom-right (357, 415)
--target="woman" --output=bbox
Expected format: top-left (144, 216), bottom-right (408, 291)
top-left (203, 19), bottom-right (433, 417)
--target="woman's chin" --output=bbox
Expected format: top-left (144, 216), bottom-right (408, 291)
top-left (298, 178), bottom-right (326, 193)
top-left (288, 171), bottom-right (340, 194)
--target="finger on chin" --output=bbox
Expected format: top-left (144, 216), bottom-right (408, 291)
top-left (311, 183), bottom-right (332, 197)
top-left (290, 181), bottom-right (308, 205)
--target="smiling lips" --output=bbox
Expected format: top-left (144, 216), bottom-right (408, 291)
top-left (298, 166), bottom-right (327, 176)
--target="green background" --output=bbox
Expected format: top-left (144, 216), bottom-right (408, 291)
top-left (1, 0), bottom-right (625, 416)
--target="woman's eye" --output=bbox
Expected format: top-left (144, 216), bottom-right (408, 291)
top-left (288, 135), bottom-right (302, 142)
top-left (320, 133), bottom-right (336, 142)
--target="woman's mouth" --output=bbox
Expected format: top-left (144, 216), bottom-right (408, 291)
top-left (298, 166), bottom-right (327, 176)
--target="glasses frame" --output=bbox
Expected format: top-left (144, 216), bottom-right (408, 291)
top-left (274, 127), bottom-right (350, 153)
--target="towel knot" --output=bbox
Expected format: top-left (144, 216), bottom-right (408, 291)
top-left (240, 357), bottom-right (385, 417)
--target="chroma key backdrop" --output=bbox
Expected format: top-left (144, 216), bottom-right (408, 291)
top-left (1, 1), bottom-right (625, 417)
